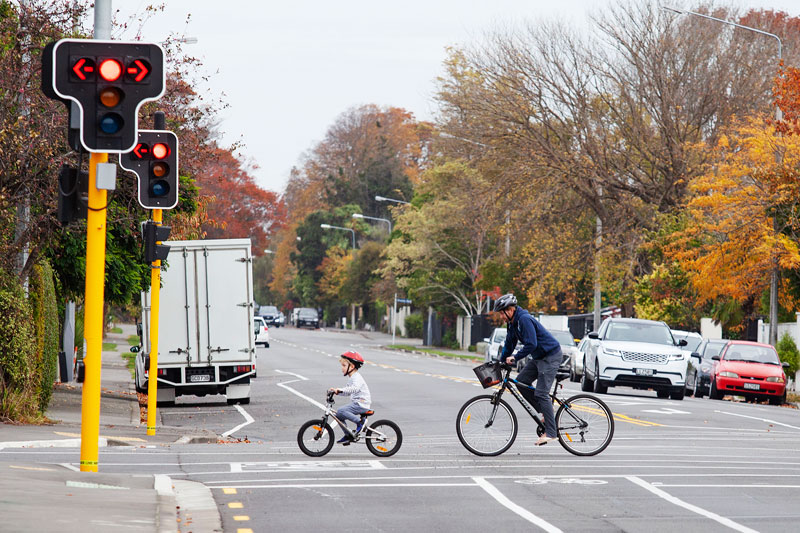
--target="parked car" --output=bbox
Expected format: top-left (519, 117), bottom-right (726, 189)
top-left (709, 340), bottom-right (789, 405)
top-left (253, 316), bottom-right (270, 348)
top-left (581, 317), bottom-right (689, 400)
top-left (671, 330), bottom-right (703, 357)
top-left (259, 305), bottom-right (283, 328)
top-left (484, 328), bottom-right (506, 362)
top-left (296, 307), bottom-right (320, 329)
top-left (571, 335), bottom-right (589, 382)
top-left (685, 339), bottom-right (728, 397)
top-left (551, 330), bottom-right (579, 377)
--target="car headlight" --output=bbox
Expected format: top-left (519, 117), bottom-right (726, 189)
top-left (602, 347), bottom-right (621, 357)
top-left (766, 376), bottom-right (785, 383)
top-left (719, 371), bottom-right (739, 378)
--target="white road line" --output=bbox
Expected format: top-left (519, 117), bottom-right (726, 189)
top-left (655, 484), bottom-right (800, 488)
top-left (275, 369), bottom-right (326, 410)
top-left (626, 476), bottom-right (759, 533)
top-left (212, 483), bottom-right (476, 489)
top-left (222, 405), bottom-right (255, 438)
top-left (716, 410), bottom-right (800, 431)
top-left (473, 477), bottom-right (563, 532)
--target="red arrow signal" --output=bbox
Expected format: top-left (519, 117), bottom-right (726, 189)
top-left (132, 143), bottom-right (150, 159)
top-left (71, 57), bottom-right (95, 80)
top-left (126, 59), bottom-right (150, 82)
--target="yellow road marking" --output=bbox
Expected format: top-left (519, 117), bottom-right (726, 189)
top-left (228, 502), bottom-right (243, 509)
top-left (238, 529), bottom-right (254, 533)
top-left (223, 488), bottom-right (237, 495)
top-left (233, 516), bottom-right (250, 521)
top-left (9, 465), bottom-right (54, 472)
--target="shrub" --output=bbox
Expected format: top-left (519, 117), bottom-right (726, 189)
top-left (29, 261), bottom-right (60, 413)
top-left (777, 332), bottom-right (799, 378)
top-left (0, 268), bottom-right (37, 421)
top-left (404, 313), bottom-right (423, 338)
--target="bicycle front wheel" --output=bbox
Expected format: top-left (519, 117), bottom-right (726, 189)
top-left (297, 419), bottom-right (334, 457)
top-left (456, 395), bottom-right (517, 456)
top-left (365, 419), bottom-right (402, 457)
top-left (555, 394), bottom-right (614, 456)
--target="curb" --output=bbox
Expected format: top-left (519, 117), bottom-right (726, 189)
top-left (54, 383), bottom-right (139, 402)
top-left (382, 345), bottom-right (483, 363)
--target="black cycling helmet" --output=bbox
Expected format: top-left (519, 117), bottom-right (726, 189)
top-left (493, 293), bottom-right (517, 312)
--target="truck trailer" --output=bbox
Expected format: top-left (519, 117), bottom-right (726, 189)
top-left (134, 238), bottom-right (256, 405)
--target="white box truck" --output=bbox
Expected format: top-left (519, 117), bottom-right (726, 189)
top-left (134, 238), bottom-right (256, 405)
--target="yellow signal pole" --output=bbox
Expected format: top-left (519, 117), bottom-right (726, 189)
top-left (79, 152), bottom-right (109, 472)
top-left (146, 208), bottom-right (163, 435)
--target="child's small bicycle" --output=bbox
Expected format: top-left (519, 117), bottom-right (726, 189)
top-left (297, 391), bottom-right (403, 457)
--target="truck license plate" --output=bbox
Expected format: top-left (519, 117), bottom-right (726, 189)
top-left (743, 382), bottom-right (760, 390)
top-left (189, 374), bottom-right (211, 383)
top-left (635, 368), bottom-right (654, 377)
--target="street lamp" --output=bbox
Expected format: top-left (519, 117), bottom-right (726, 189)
top-left (663, 5), bottom-right (784, 345)
top-left (352, 213), bottom-right (392, 233)
top-left (375, 195), bottom-right (409, 205)
top-left (263, 249), bottom-right (275, 255)
top-left (320, 223), bottom-right (356, 249)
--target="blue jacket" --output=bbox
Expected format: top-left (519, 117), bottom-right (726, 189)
top-left (501, 307), bottom-right (561, 361)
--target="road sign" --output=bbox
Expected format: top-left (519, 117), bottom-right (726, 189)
top-left (396, 298), bottom-right (412, 305)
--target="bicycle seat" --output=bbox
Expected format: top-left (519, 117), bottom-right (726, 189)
top-left (555, 371), bottom-right (570, 383)
top-left (361, 410), bottom-right (374, 417)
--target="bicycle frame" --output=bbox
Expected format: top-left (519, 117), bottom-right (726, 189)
top-left (489, 366), bottom-right (577, 432)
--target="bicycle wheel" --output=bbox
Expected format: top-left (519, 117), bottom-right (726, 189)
top-left (297, 419), bottom-right (334, 457)
top-left (456, 395), bottom-right (517, 456)
top-left (365, 419), bottom-right (402, 457)
top-left (555, 394), bottom-right (614, 456)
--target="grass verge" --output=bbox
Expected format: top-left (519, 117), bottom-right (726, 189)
top-left (102, 342), bottom-right (117, 351)
top-left (388, 344), bottom-right (483, 361)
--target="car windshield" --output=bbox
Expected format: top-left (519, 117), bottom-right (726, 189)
top-left (605, 322), bottom-right (674, 345)
top-left (298, 309), bottom-right (317, 318)
top-left (724, 345), bottom-right (780, 364)
top-left (261, 306), bottom-right (278, 314)
top-left (552, 331), bottom-right (575, 346)
top-left (702, 341), bottom-right (727, 359)
top-left (493, 331), bottom-right (507, 344)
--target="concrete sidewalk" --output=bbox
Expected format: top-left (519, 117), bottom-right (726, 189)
top-left (0, 323), bottom-right (221, 532)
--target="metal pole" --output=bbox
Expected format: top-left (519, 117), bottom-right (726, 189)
top-left (79, 0), bottom-right (112, 472)
top-left (392, 293), bottom-right (397, 345)
top-left (146, 209), bottom-right (163, 435)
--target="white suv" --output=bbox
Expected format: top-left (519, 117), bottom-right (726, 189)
top-left (581, 318), bottom-right (688, 400)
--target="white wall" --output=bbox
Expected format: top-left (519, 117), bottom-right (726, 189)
top-left (537, 315), bottom-right (569, 331)
top-left (700, 318), bottom-right (723, 339)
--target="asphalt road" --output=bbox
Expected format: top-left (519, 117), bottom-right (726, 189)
top-left (6, 326), bottom-right (800, 532)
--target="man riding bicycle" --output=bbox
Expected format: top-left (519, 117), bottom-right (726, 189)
top-left (494, 293), bottom-right (562, 446)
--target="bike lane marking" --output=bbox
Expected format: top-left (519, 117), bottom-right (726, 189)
top-left (473, 477), bottom-right (563, 532)
top-left (274, 369), bottom-right (326, 410)
top-left (222, 405), bottom-right (255, 438)
top-left (626, 476), bottom-right (759, 533)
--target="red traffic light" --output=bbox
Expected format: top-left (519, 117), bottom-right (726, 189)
top-left (98, 59), bottom-right (122, 82)
top-left (151, 143), bottom-right (169, 159)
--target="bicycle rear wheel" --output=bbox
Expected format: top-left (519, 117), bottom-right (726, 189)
top-left (555, 394), bottom-right (614, 456)
top-left (456, 395), bottom-right (517, 456)
top-left (297, 419), bottom-right (334, 457)
top-left (365, 420), bottom-right (402, 457)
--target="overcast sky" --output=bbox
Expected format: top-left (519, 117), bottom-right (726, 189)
top-left (112, 0), bottom-right (800, 195)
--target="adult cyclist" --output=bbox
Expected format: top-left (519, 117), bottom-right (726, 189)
top-left (494, 293), bottom-right (562, 446)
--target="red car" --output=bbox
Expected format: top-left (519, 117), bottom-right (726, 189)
top-left (709, 341), bottom-right (788, 405)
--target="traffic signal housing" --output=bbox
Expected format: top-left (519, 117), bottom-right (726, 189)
top-left (44, 39), bottom-right (165, 153)
top-left (119, 130), bottom-right (179, 209)
top-left (143, 221), bottom-right (171, 263)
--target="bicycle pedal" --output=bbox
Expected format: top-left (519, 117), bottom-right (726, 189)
top-left (341, 441), bottom-right (351, 446)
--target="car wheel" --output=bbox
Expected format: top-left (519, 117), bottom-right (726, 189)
top-left (580, 357), bottom-right (593, 392)
top-left (769, 392), bottom-right (786, 406)
top-left (709, 379), bottom-right (723, 400)
top-left (693, 376), bottom-right (704, 399)
top-left (656, 390), bottom-right (669, 399)
top-left (670, 387), bottom-right (685, 401)
top-left (686, 374), bottom-right (695, 397)
top-left (592, 361), bottom-right (607, 394)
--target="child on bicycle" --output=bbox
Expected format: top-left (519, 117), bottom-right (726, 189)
top-left (328, 351), bottom-right (371, 443)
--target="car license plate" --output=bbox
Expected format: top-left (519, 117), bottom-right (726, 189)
top-left (635, 368), bottom-right (654, 377)
top-left (189, 374), bottom-right (211, 383)
top-left (743, 382), bottom-right (760, 390)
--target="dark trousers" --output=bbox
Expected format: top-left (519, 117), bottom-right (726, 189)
top-left (516, 349), bottom-right (562, 438)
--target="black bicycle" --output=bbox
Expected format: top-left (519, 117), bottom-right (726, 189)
top-left (456, 361), bottom-right (614, 456)
top-left (297, 392), bottom-right (402, 457)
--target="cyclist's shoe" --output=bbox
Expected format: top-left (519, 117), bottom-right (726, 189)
top-left (337, 434), bottom-right (353, 444)
top-left (355, 421), bottom-right (364, 434)
top-left (535, 435), bottom-right (557, 446)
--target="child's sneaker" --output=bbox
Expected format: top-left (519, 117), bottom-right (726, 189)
top-left (337, 434), bottom-right (353, 444)
top-left (355, 421), bottom-right (364, 434)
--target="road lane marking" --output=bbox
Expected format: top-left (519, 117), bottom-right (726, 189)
top-left (274, 369), bottom-right (309, 381)
top-left (473, 477), bottom-right (563, 532)
top-left (223, 487), bottom-right (237, 494)
top-left (228, 502), bottom-right (243, 508)
top-left (626, 476), bottom-right (759, 533)
top-left (233, 515), bottom-right (250, 521)
top-left (222, 405), bottom-right (255, 438)
top-left (641, 408), bottom-right (690, 415)
top-left (716, 410), bottom-right (800, 431)
top-left (274, 369), bottom-right (326, 410)
top-left (230, 460), bottom-right (386, 473)
top-left (215, 483), bottom-right (479, 489)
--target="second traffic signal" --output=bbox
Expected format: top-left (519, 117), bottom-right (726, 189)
top-left (119, 130), bottom-right (179, 209)
top-left (143, 221), bottom-right (171, 263)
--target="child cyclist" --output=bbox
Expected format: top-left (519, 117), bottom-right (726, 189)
top-left (328, 351), bottom-right (371, 444)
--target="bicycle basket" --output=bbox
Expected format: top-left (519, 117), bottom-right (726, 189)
top-left (473, 362), bottom-right (503, 388)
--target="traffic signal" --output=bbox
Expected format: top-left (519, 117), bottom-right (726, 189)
top-left (119, 130), bottom-right (179, 209)
top-left (57, 165), bottom-right (88, 224)
top-left (44, 39), bottom-right (165, 153)
top-left (143, 221), bottom-right (171, 263)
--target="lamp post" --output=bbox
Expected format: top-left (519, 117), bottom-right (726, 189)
top-left (375, 195), bottom-right (409, 205)
top-left (663, 5), bottom-right (783, 344)
top-left (320, 223), bottom-right (356, 249)
top-left (352, 213), bottom-right (392, 233)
